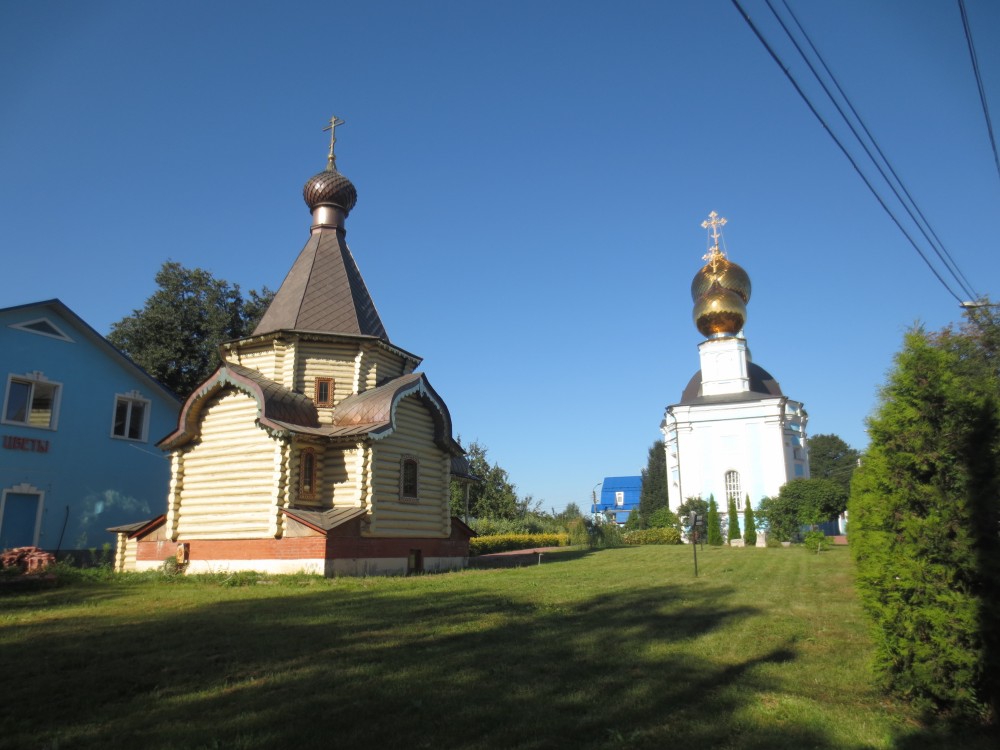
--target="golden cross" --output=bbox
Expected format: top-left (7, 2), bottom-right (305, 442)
top-left (700, 211), bottom-right (728, 272)
top-left (322, 115), bottom-right (345, 170)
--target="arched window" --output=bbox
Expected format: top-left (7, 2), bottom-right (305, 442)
top-left (725, 470), bottom-right (742, 510)
top-left (401, 457), bottom-right (419, 501)
top-left (299, 449), bottom-right (317, 500)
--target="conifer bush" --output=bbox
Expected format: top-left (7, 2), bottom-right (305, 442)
top-left (743, 496), bottom-right (757, 547)
top-left (850, 327), bottom-right (1000, 723)
top-left (706, 496), bottom-right (723, 546)
top-left (726, 496), bottom-right (740, 543)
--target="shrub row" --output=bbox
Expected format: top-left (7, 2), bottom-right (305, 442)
top-left (470, 533), bottom-right (568, 555)
top-left (623, 527), bottom-right (682, 545)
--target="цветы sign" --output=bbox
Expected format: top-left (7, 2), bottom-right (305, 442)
top-left (2, 436), bottom-right (50, 453)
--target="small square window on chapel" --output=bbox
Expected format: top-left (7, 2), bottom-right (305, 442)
top-left (314, 378), bottom-right (335, 407)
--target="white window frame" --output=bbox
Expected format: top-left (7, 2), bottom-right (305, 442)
top-left (2, 372), bottom-right (62, 431)
top-left (725, 470), bottom-right (742, 511)
top-left (9, 317), bottom-right (74, 342)
top-left (0, 483), bottom-right (45, 548)
top-left (110, 390), bottom-right (151, 442)
top-left (615, 491), bottom-right (625, 507)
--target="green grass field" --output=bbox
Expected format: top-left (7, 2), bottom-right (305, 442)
top-left (0, 546), bottom-right (994, 749)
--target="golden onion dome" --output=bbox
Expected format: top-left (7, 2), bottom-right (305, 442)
top-left (693, 282), bottom-right (746, 338)
top-left (690, 257), bottom-right (752, 304)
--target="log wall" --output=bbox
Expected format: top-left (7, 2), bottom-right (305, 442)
top-left (173, 391), bottom-right (282, 539)
top-left (369, 396), bottom-right (450, 538)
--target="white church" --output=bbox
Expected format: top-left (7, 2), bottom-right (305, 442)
top-left (661, 213), bottom-right (808, 527)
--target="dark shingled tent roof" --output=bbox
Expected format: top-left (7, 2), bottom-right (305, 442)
top-left (252, 227), bottom-right (387, 340)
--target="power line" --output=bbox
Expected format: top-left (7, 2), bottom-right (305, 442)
top-left (958, 0), bottom-right (1000, 188)
top-left (772, 0), bottom-right (979, 301)
top-left (729, 0), bottom-right (967, 304)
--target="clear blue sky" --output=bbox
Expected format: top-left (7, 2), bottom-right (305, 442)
top-left (3, 0), bottom-right (998, 513)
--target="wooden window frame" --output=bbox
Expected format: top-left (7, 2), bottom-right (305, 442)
top-left (400, 456), bottom-right (419, 502)
top-left (314, 377), bottom-right (335, 407)
top-left (299, 448), bottom-right (318, 501)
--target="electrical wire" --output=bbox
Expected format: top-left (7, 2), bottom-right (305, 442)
top-left (773, 0), bottom-right (979, 301)
top-left (958, 0), bottom-right (1000, 188)
top-left (729, 0), bottom-right (967, 304)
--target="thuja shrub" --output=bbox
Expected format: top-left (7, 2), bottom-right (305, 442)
top-left (469, 534), bottom-right (568, 555)
top-left (623, 527), bottom-right (681, 545)
top-left (706, 497), bottom-right (724, 546)
top-left (743, 498), bottom-right (758, 547)
top-left (850, 329), bottom-right (1000, 722)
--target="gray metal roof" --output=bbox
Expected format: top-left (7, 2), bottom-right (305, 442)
top-left (678, 361), bottom-right (784, 405)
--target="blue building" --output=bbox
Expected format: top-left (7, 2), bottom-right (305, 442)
top-left (0, 300), bottom-right (179, 554)
top-left (597, 476), bottom-right (642, 525)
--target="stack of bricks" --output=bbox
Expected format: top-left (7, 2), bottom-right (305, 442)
top-left (0, 546), bottom-right (56, 573)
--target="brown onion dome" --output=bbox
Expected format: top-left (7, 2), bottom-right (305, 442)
top-left (303, 167), bottom-right (358, 216)
top-left (693, 282), bottom-right (747, 338)
top-left (690, 257), bottom-right (752, 304)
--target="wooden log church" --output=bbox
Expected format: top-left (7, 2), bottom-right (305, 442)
top-left (112, 118), bottom-right (474, 575)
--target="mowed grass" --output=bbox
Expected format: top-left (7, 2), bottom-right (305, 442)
top-left (0, 546), bottom-right (993, 749)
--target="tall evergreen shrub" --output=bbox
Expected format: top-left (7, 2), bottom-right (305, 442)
top-left (743, 495), bottom-right (757, 547)
top-left (726, 496), bottom-right (740, 542)
top-left (850, 328), bottom-right (1000, 722)
top-left (706, 496), bottom-right (723, 546)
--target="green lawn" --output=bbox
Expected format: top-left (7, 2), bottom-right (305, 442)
top-left (0, 546), bottom-right (993, 749)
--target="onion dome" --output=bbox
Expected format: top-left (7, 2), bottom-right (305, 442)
top-left (303, 167), bottom-right (357, 216)
top-left (690, 257), bottom-right (751, 304)
top-left (693, 281), bottom-right (746, 338)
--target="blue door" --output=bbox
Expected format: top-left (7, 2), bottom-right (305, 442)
top-left (1, 493), bottom-right (41, 549)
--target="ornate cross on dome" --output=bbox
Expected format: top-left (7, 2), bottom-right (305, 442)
top-left (323, 115), bottom-right (346, 170)
top-left (701, 211), bottom-right (728, 272)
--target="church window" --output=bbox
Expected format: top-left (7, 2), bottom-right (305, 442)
top-left (112, 392), bottom-right (150, 441)
top-left (314, 377), bottom-right (335, 407)
top-left (3, 374), bottom-right (60, 430)
top-left (299, 449), bottom-right (317, 500)
top-left (725, 470), bottom-right (742, 510)
top-left (401, 457), bottom-right (418, 501)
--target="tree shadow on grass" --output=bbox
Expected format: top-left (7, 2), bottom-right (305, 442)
top-left (1, 580), bottom-right (837, 750)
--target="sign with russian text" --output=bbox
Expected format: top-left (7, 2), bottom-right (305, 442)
top-left (2, 436), bottom-right (50, 453)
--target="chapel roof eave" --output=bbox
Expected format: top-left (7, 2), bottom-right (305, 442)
top-left (158, 363), bottom-right (320, 450)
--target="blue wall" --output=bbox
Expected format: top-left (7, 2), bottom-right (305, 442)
top-left (0, 301), bottom-right (179, 553)
top-left (597, 475), bottom-right (642, 525)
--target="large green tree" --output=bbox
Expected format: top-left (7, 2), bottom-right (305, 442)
top-left (808, 433), bottom-right (860, 493)
top-left (850, 321), bottom-right (1000, 721)
top-left (756, 478), bottom-right (847, 542)
top-left (449, 440), bottom-right (520, 520)
top-left (108, 261), bottom-right (274, 397)
top-left (635, 440), bottom-right (669, 528)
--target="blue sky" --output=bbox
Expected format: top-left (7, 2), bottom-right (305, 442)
top-left (3, 0), bottom-right (998, 513)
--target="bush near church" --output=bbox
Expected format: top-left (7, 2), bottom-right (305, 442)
top-left (850, 322), bottom-right (1000, 723)
top-left (623, 527), bottom-right (681, 545)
